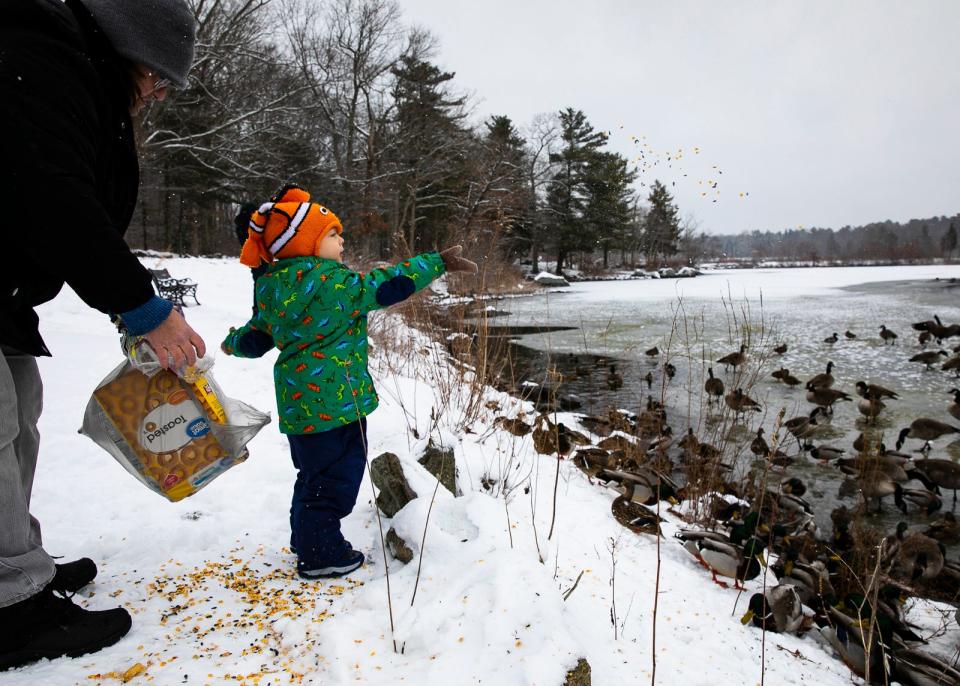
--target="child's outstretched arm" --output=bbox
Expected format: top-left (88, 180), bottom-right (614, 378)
top-left (221, 309), bottom-right (275, 358)
top-left (346, 246), bottom-right (478, 313)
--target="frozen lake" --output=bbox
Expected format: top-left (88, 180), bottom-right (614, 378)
top-left (494, 265), bottom-right (960, 540)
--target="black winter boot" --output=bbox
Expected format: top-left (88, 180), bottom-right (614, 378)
top-left (49, 558), bottom-right (98, 593)
top-left (0, 585), bottom-right (131, 671)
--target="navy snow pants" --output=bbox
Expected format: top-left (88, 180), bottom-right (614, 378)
top-left (286, 418), bottom-right (367, 570)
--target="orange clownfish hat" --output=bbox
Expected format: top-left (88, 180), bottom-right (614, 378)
top-left (239, 185), bottom-right (342, 267)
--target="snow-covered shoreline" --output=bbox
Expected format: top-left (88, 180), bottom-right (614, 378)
top-left (7, 257), bottom-right (957, 685)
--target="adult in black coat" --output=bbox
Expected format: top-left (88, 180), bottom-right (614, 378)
top-left (0, 0), bottom-right (204, 671)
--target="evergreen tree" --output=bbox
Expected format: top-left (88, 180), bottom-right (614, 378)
top-left (583, 151), bottom-right (636, 268)
top-left (942, 221), bottom-right (958, 258)
top-left (545, 108), bottom-right (607, 273)
top-left (641, 180), bottom-right (681, 266)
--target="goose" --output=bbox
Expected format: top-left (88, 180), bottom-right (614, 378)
top-left (911, 314), bottom-right (943, 335)
top-left (644, 345), bottom-right (659, 358)
top-left (773, 343), bottom-right (788, 355)
top-left (892, 527), bottom-right (945, 581)
top-left (854, 381), bottom-right (898, 401)
top-left (918, 330), bottom-right (932, 346)
top-left (823, 332), bottom-right (838, 344)
top-left (606, 364), bottom-right (623, 390)
top-left (844, 330), bottom-right (857, 339)
top-left (911, 457), bottom-right (960, 505)
top-left (807, 361), bottom-right (835, 389)
top-left (908, 349), bottom-right (948, 369)
top-left (944, 355), bottom-right (960, 377)
top-left (611, 482), bottom-right (665, 536)
top-left (741, 585), bottom-right (803, 634)
top-left (879, 324), bottom-right (898, 345)
top-left (896, 418), bottom-right (960, 452)
top-left (805, 382), bottom-right (852, 413)
top-left (676, 531), bottom-right (766, 589)
top-left (922, 512), bottom-right (960, 543)
top-left (716, 344), bottom-right (747, 372)
top-left (704, 367), bottom-right (724, 404)
top-left (724, 388), bottom-right (762, 415)
top-left (950, 388), bottom-right (960, 421)
top-left (856, 396), bottom-right (885, 421)
top-left (784, 408), bottom-right (822, 449)
top-left (853, 470), bottom-right (905, 513)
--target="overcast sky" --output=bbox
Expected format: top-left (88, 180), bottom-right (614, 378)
top-left (398, 0), bottom-right (959, 235)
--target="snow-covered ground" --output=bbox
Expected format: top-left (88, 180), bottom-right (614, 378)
top-left (6, 257), bottom-right (958, 685)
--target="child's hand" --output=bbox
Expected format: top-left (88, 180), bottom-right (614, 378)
top-left (440, 245), bottom-right (478, 274)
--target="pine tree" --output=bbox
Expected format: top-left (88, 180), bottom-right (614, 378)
top-left (583, 151), bottom-right (637, 268)
top-left (641, 180), bottom-right (681, 267)
top-left (942, 221), bottom-right (958, 259)
top-left (545, 109), bottom-right (608, 273)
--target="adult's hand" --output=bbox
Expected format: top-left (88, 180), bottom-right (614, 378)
top-left (439, 245), bottom-right (479, 274)
top-left (142, 308), bottom-right (207, 370)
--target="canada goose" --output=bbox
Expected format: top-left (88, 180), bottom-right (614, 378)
top-left (879, 324), bottom-right (898, 345)
top-left (844, 330), bottom-right (857, 339)
top-left (606, 364), bottom-right (623, 390)
top-left (807, 361), bottom-right (835, 389)
top-left (912, 457), bottom-right (960, 505)
top-left (716, 344), bottom-right (747, 372)
top-left (854, 381), bottom-right (898, 401)
top-left (823, 332), bottom-right (839, 344)
top-left (675, 531), bottom-right (766, 589)
top-left (724, 388), bottom-right (762, 415)
top-left (923, 512), bottom-right (960, 543)
top-left (908, 349), bottom-right (948, 369)
top-left (611, 482), bottom-right (664, 536)
top-left (784, 408), bottom-right (822, 449)
top-left (704, 367), bottom-right (724, 404)
top-left (912, 314), bottom-right (943, 334)
top-left (773, 343), bottom-right (787, 355)
top-left (805, 382), bottom-right (852, 413)
top-left (944, 355), bottom-right (960, 377)
top-left (896, 418), bottom-right (960, 452)
top-left (836, 454), bottom-right (910, 483)
top-left (852, 432), bottom-right (866, 452)
top-left (645, 346), bottom-right (659, 358)
top-left (843, 465), bottom-right (905, 513)
top-left (856, 396), bottom-right (885, 421)
top-left (493, 415), bottom-right (532, 437)
top-left (892, 526), bottom-right (945, 581)
top-left (918, 330), bottom-right (932, 346)
top-left (950, 388), bottom-right (960, 421)
top-left (742, 585), bottom-right (803, 634)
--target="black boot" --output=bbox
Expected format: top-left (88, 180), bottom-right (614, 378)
top-left (49, 558), bottom-right (98, 594)
top-left (0, 585), bottom-right (131, 671)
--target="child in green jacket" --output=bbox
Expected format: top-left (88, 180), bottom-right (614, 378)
top-left (222, 185), bottom-right (477, 578)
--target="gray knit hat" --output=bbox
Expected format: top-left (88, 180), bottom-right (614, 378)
top-left (79, 0), bottom-right (197, 89)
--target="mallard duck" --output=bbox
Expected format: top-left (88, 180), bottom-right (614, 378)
top-left (805, 382), bottom-right (852, 413)
top-left (724, 388), bottom-right (762, 415)
top-left (771, 367), bottom-right (788, 380)
top-left (809, 444), bottom-right (844, 462)
top-left (716, 344), bottom-right (747, 372)
top-left (898, 487), bottom-right (942, 516)
top-left (922, 511), bottom-right (959, 543)
top-left (643, 370), bottom-right (654, 389)
top-left (908, 349), bottom-right (948, 369)
top-left (494, 415), bottom-right (532, 437)
top-left (785, 408), bottom-right (822, 449)
top-left (742, 585), bottom-right (803, 634)
top-left (844, 330), bottom-right (857, 339)
top-left (611, 482), bottom-right (665, 536)
top-left (823, 332), bottom-right (839, 344)
top-left (675, 531), bottom-right (766, 589)
top-left (663, 362), bottom-right (676, 380)
top-left (598, 467), bottom-right (682, 506)
top-left (949, 388), bottom-right (960, 421)
top-left (891, 648), bottom-right (960, 686)
top-left (704, 367), bottom-right (724, 404)
top-left (532, 415), bottom-right (588, 456)
top-left (854, 381), bottom-right (899, 400)
top-left (771, 553), bottom-right (835, 609)
top-left (781, 371), bottom-right (802, 387)
top-left (750, 428), bottom-right (769, 458)
top-left (773, 343), bottom-right (788, 355)
top-left (896, 418), bottom-right (960, 452)
top-left (645, 345), bottom-right (659, 358)
top-left (879, 324), bottom-right (898, 345)
top-left (816, 606), bottom-right (887, 681)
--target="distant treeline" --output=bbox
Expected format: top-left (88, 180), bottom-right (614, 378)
top-left (702, 215), bottom-right (959, 265)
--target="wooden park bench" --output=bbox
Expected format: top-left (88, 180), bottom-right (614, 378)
top-left (149, 268), bottom-right (200, 307)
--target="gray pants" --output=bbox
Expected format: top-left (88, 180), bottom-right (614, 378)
top-left (0, 349), bottom-right (55, 608)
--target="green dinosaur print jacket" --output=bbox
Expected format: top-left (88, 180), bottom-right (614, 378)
top-left (222, 253), bottom-right (445, 434)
